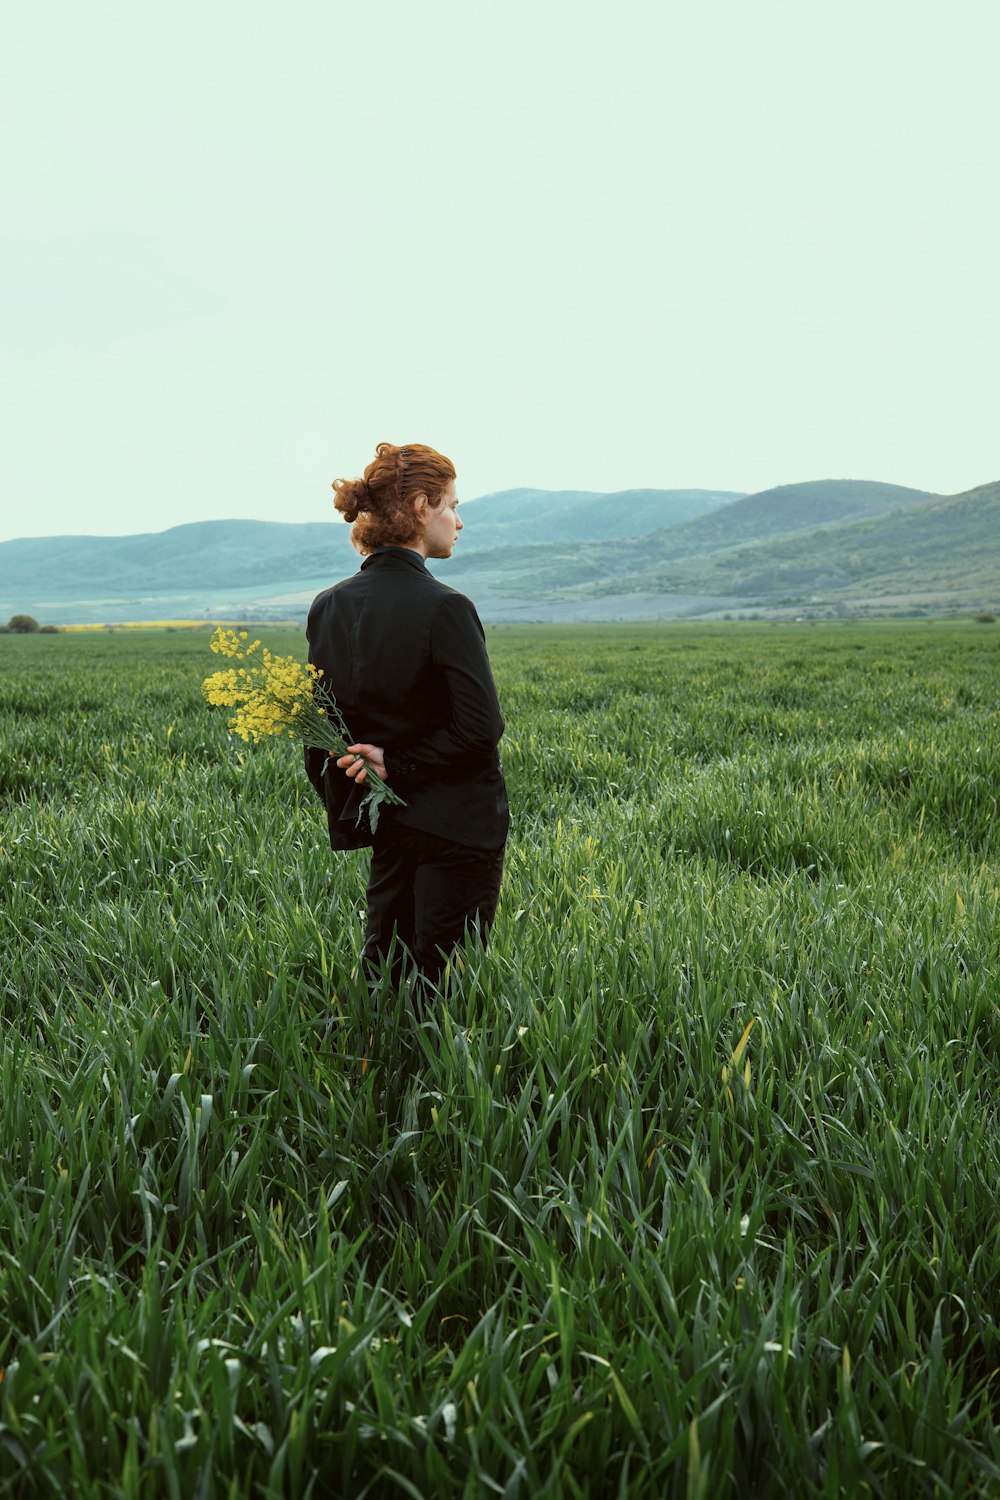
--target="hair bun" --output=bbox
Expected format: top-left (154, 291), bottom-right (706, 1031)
top-left (332, 477), bottom-right (371, 524)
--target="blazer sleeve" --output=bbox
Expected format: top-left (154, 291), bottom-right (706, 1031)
top-left (383, 592), bottom-right (504, 791)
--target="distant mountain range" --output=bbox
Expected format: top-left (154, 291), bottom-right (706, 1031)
top-left (2, 478), bottom-right (997, 624)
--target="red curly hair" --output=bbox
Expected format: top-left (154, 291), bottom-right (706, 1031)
top-left (332, 442), bottom-right (456, 555)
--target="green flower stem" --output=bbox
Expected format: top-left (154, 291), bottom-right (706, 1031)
top-left (295, 689), bottom-right (406, 834)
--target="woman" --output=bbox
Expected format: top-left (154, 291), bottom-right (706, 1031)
top-left (304, 441), bottom-right (509, 993)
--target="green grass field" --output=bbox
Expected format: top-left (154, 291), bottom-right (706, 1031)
top-left (1, 621), bottom-right (998, 1497)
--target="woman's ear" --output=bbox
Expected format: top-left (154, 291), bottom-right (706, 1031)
top-left (411, 491), bottom-right (430, 522)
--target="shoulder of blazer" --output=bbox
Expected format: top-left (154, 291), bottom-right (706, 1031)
top-left (308, 580), bottom-right (342, 613)
top-left (309, 559), bottom-right (477, 623)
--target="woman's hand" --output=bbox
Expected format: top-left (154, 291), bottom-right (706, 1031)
top-left (333, 744), bottom-right (388, 784)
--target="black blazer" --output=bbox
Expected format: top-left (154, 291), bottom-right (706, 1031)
top-left (304, 548), bottom-right (509, 851)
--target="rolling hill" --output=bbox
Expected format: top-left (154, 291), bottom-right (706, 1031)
top-left (2, 479), bottom-right (997, 624)
top-left (0, 488), bottom-right (737, 621)
top-left (533, 481), bottom-right (1000, 607)
top-left (451, 487), bottom-right (740, 552)
top-left (635, 479), bottom-right (938, 559)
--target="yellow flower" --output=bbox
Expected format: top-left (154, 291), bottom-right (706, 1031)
top-left (202, 633), bottom-right (406, 829)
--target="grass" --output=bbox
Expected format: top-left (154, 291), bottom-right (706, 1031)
top-left (1, 621), bottom-right (998, 1497)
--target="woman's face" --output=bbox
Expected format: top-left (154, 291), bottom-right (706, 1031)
top-left (417, 480), bottom-right (462, 560)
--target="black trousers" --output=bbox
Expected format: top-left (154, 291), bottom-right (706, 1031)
top-left (362, 819), bottom-right (505, 990)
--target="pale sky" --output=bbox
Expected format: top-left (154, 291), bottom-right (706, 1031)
top-left (2, 0), bottom-right (998, 542)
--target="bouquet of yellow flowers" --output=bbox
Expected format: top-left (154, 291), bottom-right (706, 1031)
top-left (202, 628), bottom-right (405, 833)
